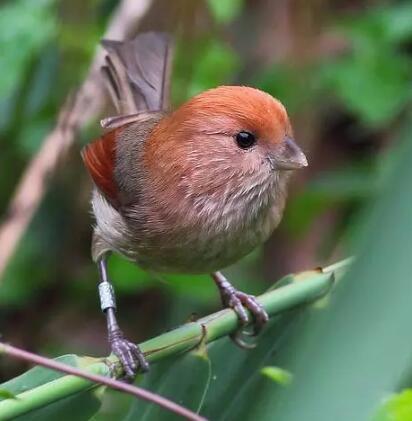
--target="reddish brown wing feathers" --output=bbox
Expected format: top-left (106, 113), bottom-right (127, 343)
top-left (81, 129), bottom-right (120, 208)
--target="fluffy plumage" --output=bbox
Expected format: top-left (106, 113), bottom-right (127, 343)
top-left (82, 34), bottom-right (307, 274)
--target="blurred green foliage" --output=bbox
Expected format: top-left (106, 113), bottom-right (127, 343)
top-left (374, 390), bottom-right (412, 421)
top-left (0, 0), bottom-right (57, 99)
top-left (321, 4), bottom-right (412, 126)
top-left (260, 366), bottom-right (293, 386)
top-left (207, 0), bottom-right (244, 24)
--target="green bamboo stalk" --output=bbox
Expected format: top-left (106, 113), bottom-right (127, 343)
top-left (0, 260), bottom-right (351, 419)
top-left (0, 366), bottom-right (108, 420)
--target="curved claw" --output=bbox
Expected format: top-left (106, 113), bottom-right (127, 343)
top-left (212, 272), bottom-right (269, 349)
top-left (238, 325), bottom-right (257, 337)
top-left (227, 290), bottom-right (269, 337)
top-left (212, 273), bottom-right (269, 346)
top-left (230, 330), bottom-right (257, 349)
top-left (227, 302), bottom-right (257, 349)
top-left (111, 336), bottom-right (149, 380)
top-left (228, 296), bottom-right (250, 327)
top-left (228, 295), bottom-right (268, 349)
top-left (236, 292), bottom-right (269, 336)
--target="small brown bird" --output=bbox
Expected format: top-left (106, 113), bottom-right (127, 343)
top-left (82, 32), bottom-right (307, 378)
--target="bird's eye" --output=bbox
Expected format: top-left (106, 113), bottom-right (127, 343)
top-left (235, 131), bottom-right (256, 149)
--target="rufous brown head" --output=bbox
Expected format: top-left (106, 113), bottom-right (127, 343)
top-left (144, 86), bottom-right (307, 198)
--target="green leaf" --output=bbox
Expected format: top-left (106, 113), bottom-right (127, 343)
top-left (340, 4), bottom-right (412, 45)
top-left (319, 5), bottom-right (412, 127)
top-left (0, 389), bottom-right (17, 400)
top-left (260, 367), bottom-right (293, 386)
top-left (242, 122), bottom-right (412, 420)
top-left (15, 391), bottom-right (102, 421)
top-left (201, 310), bottom-right (305, 420)
top-left (0, 355), bottom-right (82, 398)
top-left (0, 355), bottom-right (104, 421)
top-left (322, 54), bottom-right (411, 126)
top-left (373, 390), bottom-right (412, 421)
top-left (124, 347), bottom-right (211, 420)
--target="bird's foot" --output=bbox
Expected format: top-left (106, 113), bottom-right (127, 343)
top-left (97, 257), bottom-right (149, 380)
top-left (212, 272), bottom-right (269, 349)
top-left (225, 290), bottom-right (269, 334)
top-left (109, 329), bottom-right (149, 380)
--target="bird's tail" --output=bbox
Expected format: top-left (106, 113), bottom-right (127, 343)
top-left (101, 32), bottom-right (173, 116)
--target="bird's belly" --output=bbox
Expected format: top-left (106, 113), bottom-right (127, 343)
top-left (133, 235), bottom-right (257, 274)
top-left (133, 234), bottom-right (251, 274)
top-left (93, 182), bottom-right (285, 274)
top-left (129, 205), bottom-right (280, 274)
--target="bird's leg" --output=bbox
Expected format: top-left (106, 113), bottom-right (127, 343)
top-left (211, 271), bottom-right (269, 348)
top-left (97, 254), bottom-right (149, 379)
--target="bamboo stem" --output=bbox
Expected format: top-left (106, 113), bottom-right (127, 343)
top-left (0, 260), bottom-right (350, 419)
top-left (0, 347), bottom-right (205, 421)
top-left (0, 364), bottom-right (106, 420)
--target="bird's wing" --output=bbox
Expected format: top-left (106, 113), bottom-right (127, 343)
top-left (82, 32), bottom-right (173, 208)
top-left (81, 127), bottom-right (120, 208)
top-left (101, 32), bottom-right (173, 115)
top-left (81, 112), bottom-right (164, 209)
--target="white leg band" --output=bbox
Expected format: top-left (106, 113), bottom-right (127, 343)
top-left (98, 281), bottom-right (116, 311)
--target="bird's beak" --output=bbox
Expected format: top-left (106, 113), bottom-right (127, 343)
top-left (267, 136), bottom-right (308, 171)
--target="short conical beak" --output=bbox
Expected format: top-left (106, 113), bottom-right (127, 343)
top-left (268, 136), bottom-right (308, 171)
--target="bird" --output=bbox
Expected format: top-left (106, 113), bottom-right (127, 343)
top-left (81, 32), bottom-right (307, 379)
